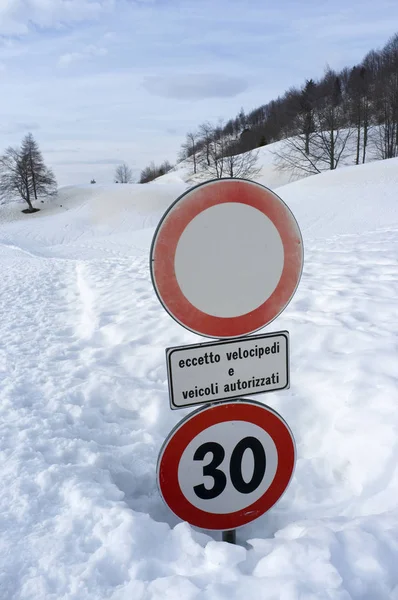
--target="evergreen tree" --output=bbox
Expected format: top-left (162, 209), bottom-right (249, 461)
top-left (21, 133), bottom-right (57, 200)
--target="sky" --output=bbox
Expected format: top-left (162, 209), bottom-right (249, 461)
top-left (0, 0), bottom-right (397, 186)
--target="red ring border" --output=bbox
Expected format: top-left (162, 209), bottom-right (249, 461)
top-left (157, 401), bottom-right (296, 531)
top-left (150, 179), bottom-right (304, 338)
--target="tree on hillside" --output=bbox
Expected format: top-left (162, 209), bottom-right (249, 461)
top-left (372, 35), bottom-right (398, 160)
top-left (312, 72), bottom-right (353, 171)
top-left (272, 81), bottom-right (322, 177)
top-left (21, 133), bottom-right (57, 201)
top-left (0, 138), bottom-right (56, 211)
top-left (198, 121), bottom-right (213, 167)
top-left (347, 66), bottom-right (372, 164)
top-left (199, 122), bottom-right (228, 178)
top-left (115, 162), bottom-right (133, 183)
top-left (0, 146), bottom-right (33, 209)
top-left (139, 160), bottom-right (173, 183)
top-left (299, 79), bottom-right (317, 156)
top-left (198, 121), bottom-right (260, 179)
top-left (273, 133), bottom-right (322, 177)
top-left (274, 71), bottom-right (352, 177)
top-left (224, 147), bottom-right (261, 179)
top-left (180, 132), bottom-right (199, 175)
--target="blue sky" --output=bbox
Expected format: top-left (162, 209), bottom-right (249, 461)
top-left (0, 0), bottom-right (397, 185)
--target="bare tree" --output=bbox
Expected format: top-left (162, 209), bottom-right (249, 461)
top-left (309, 73), bottom-right (350, 170)
top-left (273, 133), bottom-right (322, 178)
top-left (274, 122), bottom-right (352, 178)
top-left (198, 121), bottom-right (213, 167)
top-left (139, 160), bottom-right (173, 183)
top-left (0, 146), bottom-right (34, 210)
top-left (347, 67), bottom-right (372, 164)
top-left (299, 79), bottom-right (317, 156)
top-left (374, 97), bottom-right (398, 159)
top-left (274, 72), bottom-right (352, 177)
top-left (21, 133), bottom-right (56, 200)
top-left (200, 124), bottom-right (227, 178)
top-left (198, 122), bottom-right (261, 179)
top-left (115, 162), bottom-right (133, 183)
top-left (224, 147), bottom-right (261, 179)
top-left (372, 37), bottom-right (398, 160)
top-left (34, 164), bottom-right (57, 198)
top-left (180, 132), bottom-right (199, 174)
top-left (20, 133), bottom-right (57, 201)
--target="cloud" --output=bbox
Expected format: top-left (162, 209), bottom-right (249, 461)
top-left (142, 73), bottom-right (248, 100)
top-left (58, 45), bottom-right (108, 67)
top-left (0, 0), bottom-right (112, 35)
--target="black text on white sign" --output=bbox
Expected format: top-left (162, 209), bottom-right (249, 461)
top-left (166, 331), bottom-right (289, 409)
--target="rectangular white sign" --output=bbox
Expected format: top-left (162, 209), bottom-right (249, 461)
top-left (166, 331), bottom-right (289, 409)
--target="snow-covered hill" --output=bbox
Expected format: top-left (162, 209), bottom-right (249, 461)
top-left (0, 157), bottom-right (398, 599)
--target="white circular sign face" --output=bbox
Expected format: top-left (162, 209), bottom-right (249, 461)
top-left (178, 420), bottom-right (278, 514)
top-left (174, 203), bottom-right (284, 318)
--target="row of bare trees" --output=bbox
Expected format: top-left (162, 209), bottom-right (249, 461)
top-left (238, 33), bottom-right (398, 164)
top-left (0, 133), bottom-right (57, 211)
top-left (273, 73), bottom-right (356, 176)
top-left (179, 121), bottom-right (261, 180)
top-left (111, 160), bottom-right (174, 184)
top-left (273, 40), bottom-right (398, 177)
top-left (139, 160), bottom-right (173, 183)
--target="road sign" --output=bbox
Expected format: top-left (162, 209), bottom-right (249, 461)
top-left (157, 399), bottom-right (296, 531)
top-left (166, 330), bottom-right (289, 409)
top-left (150, 178), bottom-right (303, 338)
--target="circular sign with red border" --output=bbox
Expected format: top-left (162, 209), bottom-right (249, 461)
top-left (157, 399), bottom-right (296, 531)
top-left (150, 178), bottom-right (303, 339)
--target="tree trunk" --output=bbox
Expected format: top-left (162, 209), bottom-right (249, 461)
top-left (305, 131), bottom-right (309, 155)
top-left (25, 187), bottom-right (33, 210)
top-left (330, 128), bottom-right (335, 170)
top-left (28, 152), bottom-right (38, 199)
top-left (362, 102), bottom-right (368, 164)
top-left (355, 114), bottom-right (361, 166)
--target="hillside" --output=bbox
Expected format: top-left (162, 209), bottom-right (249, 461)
top-left (153, 140), bottom-right (297, 189)
top-left (0, 158), bottom-right (398, 599)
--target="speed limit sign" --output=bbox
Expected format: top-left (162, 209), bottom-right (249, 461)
top-left (157, 399), bottom-right (296, 531)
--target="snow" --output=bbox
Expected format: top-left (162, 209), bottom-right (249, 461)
top-left (1, 152), bottom-right (398, 599)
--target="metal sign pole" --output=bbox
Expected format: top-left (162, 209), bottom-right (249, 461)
top-left (222, 529), bottom-right (236, 544)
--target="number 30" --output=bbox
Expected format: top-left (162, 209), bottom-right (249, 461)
top-left (193, 436), bottom-right (266, 500)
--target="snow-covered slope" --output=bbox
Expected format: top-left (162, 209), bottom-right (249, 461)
top-left (153, 131), bottom-right (381, 190)
top-left (154, 140), bottom-right (297, 189)
top-left (0, 182), bottom-right (186, 259)
top-left (0, 158), bottom-right (398, 599)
